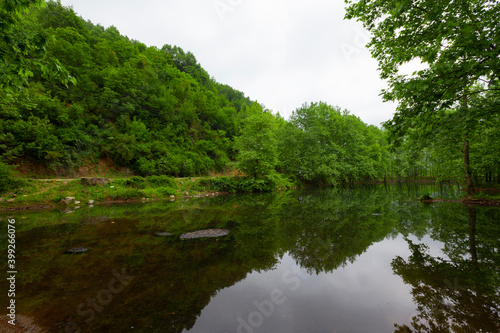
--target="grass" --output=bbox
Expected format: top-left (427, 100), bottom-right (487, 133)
top-left (0, 175), bottom-right (222, 210)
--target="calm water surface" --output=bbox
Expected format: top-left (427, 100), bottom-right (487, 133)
top-left (0, 184), bottom-right (499, 332)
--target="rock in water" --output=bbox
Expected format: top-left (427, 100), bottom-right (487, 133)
top-left (64, 247), bottom-right (89, 254)
top-left (156, 232), bottom-right (172, 236)
top-left (180, 229), bottom-right (229, 239)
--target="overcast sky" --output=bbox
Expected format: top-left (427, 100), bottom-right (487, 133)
top-left (59, 0), bottom-right (396, 127)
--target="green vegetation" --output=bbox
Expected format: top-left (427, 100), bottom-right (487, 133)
top-left (1, 0), bottom-right (498, 201)
top-left (345, 0), bottom-right (500, 196)
top-left (0, 161), bottom-right (24, 193)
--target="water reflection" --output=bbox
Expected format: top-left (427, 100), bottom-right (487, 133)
top-left (393, 205), bottom-right (500, 332)
top-left (0, 184), bottom-right (498, 332)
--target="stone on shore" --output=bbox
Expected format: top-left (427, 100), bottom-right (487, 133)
top-left (60, 197), bottom-right (75, 204)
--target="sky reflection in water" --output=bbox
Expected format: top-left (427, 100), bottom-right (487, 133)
top-left (1, 184), bottom-right (498, 332)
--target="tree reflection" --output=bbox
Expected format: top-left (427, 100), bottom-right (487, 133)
top-left (392, 206), bottom-right (500, 332)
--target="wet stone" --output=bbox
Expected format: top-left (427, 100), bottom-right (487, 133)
top-left (180, 229), bottom-right (229, 239)
top-left (156, 232), bottom-right (173, 237)
top-left (64, 247), bottom-right (89, 254)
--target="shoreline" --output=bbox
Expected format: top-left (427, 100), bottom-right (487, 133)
top-left (1, 176), bottom-right (499, 212)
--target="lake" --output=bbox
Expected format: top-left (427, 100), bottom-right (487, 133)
top-left (1, 184), bottom-right (499, 332)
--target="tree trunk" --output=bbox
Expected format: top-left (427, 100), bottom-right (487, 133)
top-left (463, 139), bottom-right (474, 196)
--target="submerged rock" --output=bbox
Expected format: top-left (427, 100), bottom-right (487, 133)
top-left (64, 247), bottom-right (89, 254)
top-left (180, 229), bottom-right (229, 239)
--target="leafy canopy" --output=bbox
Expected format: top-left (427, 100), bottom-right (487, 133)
top-left (345, 0), bottom-right (500, 139)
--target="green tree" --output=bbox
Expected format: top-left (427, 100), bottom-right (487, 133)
top-left (345, 0), bottom-right (500, 195)
top-left (279, 102), bottom-right (387, 184)
top-left (234, 103), bottom-right (278, 179)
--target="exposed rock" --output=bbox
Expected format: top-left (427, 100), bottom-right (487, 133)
top-left (81, 177), bottom-right (111, 186)
top-left (74, 200), bottom-right (81, 205)
top-left (0, 197), bottom-right (4, 202)
top-left (88, 199), bottom-right (94, 204)
top-left (60, 197), bottom-right (75, 205)
top-left (64, 247), bottom-right (89, 254)
top-left (169, 195), bottom-right (175, 199)
top-left (180, 229), bottom-right (229, 239)
top-left (7, 198), bottom-right (15, 203)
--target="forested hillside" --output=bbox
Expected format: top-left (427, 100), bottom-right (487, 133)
top-left (1, 1), bottom-right (254, 178)
top-left (1, 0), bottom-right (498, 194)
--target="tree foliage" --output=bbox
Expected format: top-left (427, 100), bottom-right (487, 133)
top-left (345, 0), bottom-right (500, 193)
top-left (0, 1), bottom-right (251, 177)
top-left (1, 0), bottom-right (497, 193)
top-left (278, 102), bottom-right (388, 185)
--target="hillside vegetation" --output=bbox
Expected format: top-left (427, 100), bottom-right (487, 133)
top-left (1, 1), bottom-right (498, 195)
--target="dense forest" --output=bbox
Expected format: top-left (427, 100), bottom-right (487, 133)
top-left (1, 0), bottom-right (498, 193)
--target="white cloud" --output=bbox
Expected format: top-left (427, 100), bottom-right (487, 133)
top-left (60, 0), bottom-right (396, 126)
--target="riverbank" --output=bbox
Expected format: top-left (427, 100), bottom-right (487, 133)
top-left (1, 176), bottom-right (499, 211)
top-left (0, 176), bottom-right (231, 212)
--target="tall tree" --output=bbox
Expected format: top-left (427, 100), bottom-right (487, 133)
top-left (345, 0), bottom-right (500, 196)
top-left (234, 103), bottom-right (279, 179)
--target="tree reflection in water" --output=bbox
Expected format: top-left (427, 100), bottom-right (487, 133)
top-left (392, 206), bottom-right (500, 332)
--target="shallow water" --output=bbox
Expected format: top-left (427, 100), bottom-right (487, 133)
top-left (1, 184), bottom-right (499, 332)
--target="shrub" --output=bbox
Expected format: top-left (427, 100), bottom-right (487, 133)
top-left (113, 188), bottom-right (140, 199)
top-left (123, 176), bottom-right (146, 188)
top-left (0, 162), bottom-right (23, 194)
top-left (147, 175), bottom-right (177, 188)
top-left (157, 186), bottom-right (176, 196)
top-left (198, 174), bottom-right (294, 193)
top-left (199, 176), bottom-right (238, 192)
